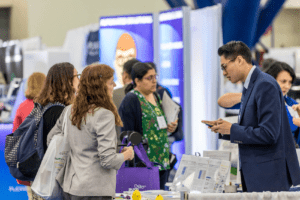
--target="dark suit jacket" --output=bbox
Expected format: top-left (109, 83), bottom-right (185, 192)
top-left (113, 85), bottom-right (127, 110)
top-left (113, 85), bottom-right (127, 149)
top-left (221, 67), bottom-right (300, 192)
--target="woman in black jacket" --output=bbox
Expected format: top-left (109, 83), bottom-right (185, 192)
top-left (119, 62), bottom-right (179, 190)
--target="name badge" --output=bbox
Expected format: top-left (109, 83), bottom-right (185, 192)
top-left (157, 116), bottom-right (167, 130)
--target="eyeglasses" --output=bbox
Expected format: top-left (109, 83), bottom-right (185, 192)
top-left (74, 74), bottom-right (81, 79)
top-left (221, 58), bottom-right (236, 71)
top-left (143, 74), bottom-right (158, 81)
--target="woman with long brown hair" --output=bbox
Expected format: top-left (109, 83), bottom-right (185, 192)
top-left (35, 62), bottom-right (80, 153)
top-left (31, 62), bottom-right (79, 200)
top-left (48, 64), bottom-right (134, 200)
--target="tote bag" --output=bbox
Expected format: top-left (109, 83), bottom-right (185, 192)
top-left (116, 142), bottom-right (160, 193)
top-left (31, 106), bottom-right (71, 200)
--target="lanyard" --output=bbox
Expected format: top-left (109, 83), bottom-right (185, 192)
top-left (133, 90), bottom-right (160, 117)
top-left (141, 93), bottom-right (160, 118)
top-left (135, 90), bottom-right (167, 130)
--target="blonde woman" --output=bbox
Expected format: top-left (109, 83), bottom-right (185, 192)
top-left (13, 72), bottom-right (46, 132)
top-left (12, 72), bottom-right (46, 200)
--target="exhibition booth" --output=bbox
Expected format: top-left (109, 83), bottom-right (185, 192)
top-left (1, 3), bottom-right (300, 199)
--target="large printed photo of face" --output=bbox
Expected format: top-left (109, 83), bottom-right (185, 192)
top-left (99, 14), bottom-right (154, 88)
top-left (114, 33), bottom-right (137, 86)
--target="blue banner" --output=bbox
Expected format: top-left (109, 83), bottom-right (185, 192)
top-left (0, 124), bottom-right (28, 199)
top-left (85, 30), bottom-right (100, 66)
top-left (99, 14), bottom-right (154, 88)
top-left (159, 7), bottom-right (185, 169)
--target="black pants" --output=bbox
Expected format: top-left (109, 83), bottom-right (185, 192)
top-left (240, 169), bottom-right (247, 192)
top-left (159, 170), bottom-right (169, 190)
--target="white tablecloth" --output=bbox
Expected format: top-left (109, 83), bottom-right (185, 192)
top-left (189, 191), bottom-right (300, 200)
top-left (119, 190), bottom-right (300, 200)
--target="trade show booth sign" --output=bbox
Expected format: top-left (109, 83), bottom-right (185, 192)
top-left (99, 14), bottom-right (154, 88)
top-left (159, 7), bottom-right (186, 169)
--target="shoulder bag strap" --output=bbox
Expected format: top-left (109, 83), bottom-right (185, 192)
top-left (62, 106), bottom-right (71, 138)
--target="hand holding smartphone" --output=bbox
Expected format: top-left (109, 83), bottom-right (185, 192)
top-left (201, 120), bottom-right (215, 128)
top-left (205, 123), bottom-right (213, 127)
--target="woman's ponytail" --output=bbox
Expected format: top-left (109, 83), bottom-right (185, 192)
top-left (125, 82), bottom-right (135, 94)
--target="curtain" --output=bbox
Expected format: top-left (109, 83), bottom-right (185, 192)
top-left (190, 4), bottom-right (223, 154)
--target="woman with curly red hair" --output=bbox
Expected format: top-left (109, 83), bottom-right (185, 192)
top-left (48, 63), bottom-right (134, 200)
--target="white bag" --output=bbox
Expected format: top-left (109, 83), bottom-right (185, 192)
top-left (31, 106), bottom-right (71, 200)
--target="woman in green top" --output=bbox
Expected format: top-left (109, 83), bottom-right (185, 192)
top-left (119, 62), bottom-right (178, 189)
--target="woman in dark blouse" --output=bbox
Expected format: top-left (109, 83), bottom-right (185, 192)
top-left (119, 62), bottom-right (178, 190)
top-left (32, 62), bottom-right (79, 200)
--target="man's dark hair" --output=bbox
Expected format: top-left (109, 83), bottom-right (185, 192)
top-left (218, 41), bottom-right (252, 64)
top-left (265, 61), bottom-right (296, 83)
top-left (123, 58), bottom-right (141, 77)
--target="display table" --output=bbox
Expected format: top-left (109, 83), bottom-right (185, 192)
top-left (189, 191), bottom-right (300, 200)
top-left (117, 189), bottom-right (300, 200)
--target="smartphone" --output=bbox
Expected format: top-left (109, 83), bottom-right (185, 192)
top-left (203, 122), bottom-right (213, 127)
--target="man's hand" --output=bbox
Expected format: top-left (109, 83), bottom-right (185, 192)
top-left (292, 104), bottom-right (300, 112)
top-left (293, 117), bottom-right (300, 127)
top-left (202, 119), bottom-right (232, 135)
top-left (201, 120), bottom-right (218, 127)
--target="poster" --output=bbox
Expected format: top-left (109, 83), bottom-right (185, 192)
top-left (99, 14), bottom-right (154, 88)
top-left (159, 8), bottom-right (184, 106)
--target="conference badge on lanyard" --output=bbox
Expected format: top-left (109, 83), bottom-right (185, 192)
top-left (157, 116), bottom-right (167, 130)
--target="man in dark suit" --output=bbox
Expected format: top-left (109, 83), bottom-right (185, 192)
top-left (203, 41), bottom-right (300, 192)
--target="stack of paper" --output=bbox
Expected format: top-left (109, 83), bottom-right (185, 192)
top-left (171, 154), bottom-right (231, 193)
top-left (161, 91), bottom-right (180, 124)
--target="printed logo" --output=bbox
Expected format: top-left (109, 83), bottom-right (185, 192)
top-left (8, 186), bottom-right (27, 192)
top-left (128, 184), bottom-right (146, 191)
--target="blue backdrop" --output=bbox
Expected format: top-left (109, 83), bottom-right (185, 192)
top-left (0, 124), bottom-right (28, 199)
top-left (0, 79), bottom-right (27, 199)
top-left (159, 7), bottom-right (185, 169)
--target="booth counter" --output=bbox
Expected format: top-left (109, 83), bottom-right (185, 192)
top-left (115, 189), bottom-right (300, 200)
